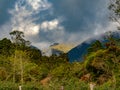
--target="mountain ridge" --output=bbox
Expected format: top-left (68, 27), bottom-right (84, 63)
top-left (68, 31), bottom-right (120, 62)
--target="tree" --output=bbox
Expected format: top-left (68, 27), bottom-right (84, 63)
top-left (0, 38), bottom-right (13, 56)
top-left (0, 55), bottom-right (12, 81)
top-left (87, 40), bottom-right (103, 54)
top-left (109, 0), bottom-right (120, 29)
top-left (9, 30), bottom-right (30, 46)
top-left (10, 50), bottom-right (39, 84)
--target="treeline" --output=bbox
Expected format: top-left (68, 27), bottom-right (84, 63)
top-left (0, 31), bottom-right (72, 89)
top-left (80, 32), bottom-right (120, 89)
top-left (1, 30), bottom-right (120, 89)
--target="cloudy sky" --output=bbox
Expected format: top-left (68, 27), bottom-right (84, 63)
top-left (0, 0), bottom-right (118, 49)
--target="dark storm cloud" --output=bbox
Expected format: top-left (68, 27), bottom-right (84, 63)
top-left (50, 0), bottom-right (109, 33)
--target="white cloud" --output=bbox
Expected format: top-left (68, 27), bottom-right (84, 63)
top-left (94, 22), bottom-right (118, 35)
top-left (41, 19), bottom-right (64, 32)
top-left (27, 0), bottom-right (51, 10)
top-left (33, 41), bottom-right (51, 49)
top-left (8, 0), bottom-right (52, 38)
top-left (24, 25), bottom-right (40, 36)
top-left (0, 0), bottom-right (65, 50)
top-left (1, 0), bottom-right (118, 51)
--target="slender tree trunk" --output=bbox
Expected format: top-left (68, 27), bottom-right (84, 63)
top-left (20, 55), bottom-right (23, 85)
top-left (13, 52), bottom-right (16, 83)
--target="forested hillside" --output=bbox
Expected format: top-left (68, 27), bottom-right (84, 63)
top-left (1, 30), bottom-right (120, 90)
top-left (0, 0), bottom-right (120, 89)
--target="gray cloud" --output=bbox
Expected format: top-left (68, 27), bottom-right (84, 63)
top-left (51, 0), bottom-right (110, 32)
top-left (49, 0), bottom-right (118, 42)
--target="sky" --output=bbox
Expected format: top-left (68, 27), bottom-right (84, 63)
top-left (0, 0), bottom-right (118, 49)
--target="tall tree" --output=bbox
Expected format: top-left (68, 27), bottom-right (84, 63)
top-left (10, 50), bottom-right (40, 83)
top-left (9, 30), bottom-right (30, 46)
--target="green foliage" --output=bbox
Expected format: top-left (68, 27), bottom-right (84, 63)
top-left (87, 40), bottom-right (103, 54)
top-left (26, 47), bottom-right (42, 64)
top-left (0, 38), bottom-right (14, 56)
top-left (0, 81), bottom-right (18, 90)
top-left (9, 50), bottom-right (42, 83)
top-left (10, 30), bottom-right (24, 44)
top-left (84, 36), bottom-right (120, 86)
top-left (46, 78), bottom-right (89, 90)
top-left (1, 31), bottom-right (120, 89)
top-left (0, 55), bottom-right (12, 81)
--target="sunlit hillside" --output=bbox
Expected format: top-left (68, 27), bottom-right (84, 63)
top-left (50, 43), bottom-right (76, 53)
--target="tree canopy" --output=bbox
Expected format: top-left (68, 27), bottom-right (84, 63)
top-left (9, 30), bottom-right (30, 46)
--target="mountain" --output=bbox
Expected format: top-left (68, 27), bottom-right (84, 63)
top-left (68, 31), bottom-right (120, 62)
top-left (41, 43), bottom-right (76, 56)
top-left (50, 43), bottom-right (76, 53)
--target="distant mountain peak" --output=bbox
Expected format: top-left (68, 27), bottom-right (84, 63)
top-left (50, 43), bottom-right (76, 53)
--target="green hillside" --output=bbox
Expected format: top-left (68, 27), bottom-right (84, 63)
top-left (0, 30), bottom-right (120, 89)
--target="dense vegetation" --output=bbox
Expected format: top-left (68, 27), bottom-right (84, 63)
top-left (0, 1), bottom-right (120, 89)
top-left (0, 30), bottom-right (120, 90)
